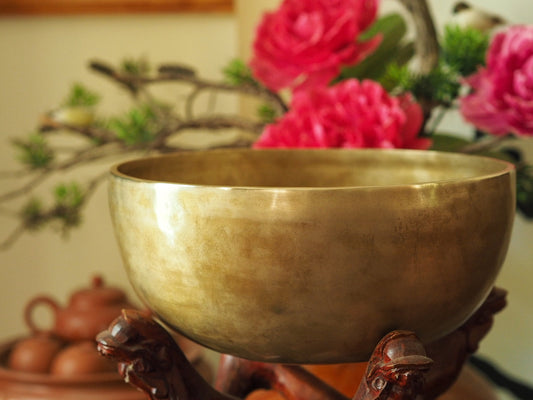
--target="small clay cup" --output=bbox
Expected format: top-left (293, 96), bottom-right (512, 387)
top-left (50, 341), bottom-right (117, 376)
top-left (7, 335), bottom-right (64, 374)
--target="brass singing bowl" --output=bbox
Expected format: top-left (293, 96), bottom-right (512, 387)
top-left (108, 149), bottom-right (515, 363)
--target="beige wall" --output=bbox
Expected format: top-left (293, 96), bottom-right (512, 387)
top-left (0, 1), bottom-right (532, 396)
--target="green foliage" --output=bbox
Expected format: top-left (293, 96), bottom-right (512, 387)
top-left (383, 62), bottom-right (461, 107)
top-left (223, 59), bottom-right (259, 87)
top-left (54, 183), bottom-right (84, 209)
top-left (380, 23), bottom-right (488, 107)
top-left (20, 198), bottom-right (45, 230)
top-left (517, 165), bottom-right (533, 218)
top-left (62, 83), bottom-right (100, 107)
top-left (338, 13), bottom-right (415, 82)
top-left (380, 63), bottom-right (412, 92)
top-left (441, 25), bottom-right (489, 77)
top-left (12, 134), bottom-right (54, 169)
top-left (120, 57), bottom-right (150, 76)
top-left (53, 183), bottom-right (84, 228)
top-left (258, 104), bottom-right (277, 123)
top-left (430, 133), bottom-right (471, 152)
top-left (349, 15), bottom-right (464, 106)
top-left (20, 183), bottom-right (85, 232)
top-left (109, 105), bottom-right (159, 145)
top-left (414, 64), bottom-right (461, 106)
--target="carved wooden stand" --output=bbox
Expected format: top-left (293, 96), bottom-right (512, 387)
top-left (96, 287), bottom-right (506, 400)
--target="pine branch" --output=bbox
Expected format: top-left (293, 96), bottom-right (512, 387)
top-left (89, 60), bottom-right (288, 115)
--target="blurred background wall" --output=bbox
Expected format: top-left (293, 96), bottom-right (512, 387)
top-left (0, 1), bottom-right (531, 398)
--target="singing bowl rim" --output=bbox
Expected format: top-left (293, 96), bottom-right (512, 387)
top-left (110, 148), bottom-right (515, 190)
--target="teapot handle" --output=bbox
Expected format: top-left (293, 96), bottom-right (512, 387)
top-left (24, 296), bottom-right (60, 335)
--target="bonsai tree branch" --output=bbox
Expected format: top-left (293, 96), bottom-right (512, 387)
top-left (0, 171), bottom-right (108, 250)
top-left (0, 57), bottom-right (284, 248)
top-left (89, 60), bottom-right (289, 115)
top-left (397, 0), bottom-right (440, 74)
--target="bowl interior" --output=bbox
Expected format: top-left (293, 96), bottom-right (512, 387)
top-left (115, 149), bottom-right (511, 188)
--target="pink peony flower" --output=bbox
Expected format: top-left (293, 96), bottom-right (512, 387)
top-left (253, 79), bottom-right (431, 150)
top-left (250, 0), bottom-right (381, 92)
top-left (460, 25), bottom-right (533, 136)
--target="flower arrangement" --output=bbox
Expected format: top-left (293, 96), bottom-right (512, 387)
top-left (249, 0), bottom-right (533, 150)
top-left (1, 0), bottom-right (533, 248)
top-left (245, 0), bottom-right (533, 218)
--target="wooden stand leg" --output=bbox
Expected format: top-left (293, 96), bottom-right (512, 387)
top-left (95, 287), bottom-right (506, 400)
top-left (422, 287), bottom-right (507, 399)
top-left (96, 309), bottom-right (239, 400)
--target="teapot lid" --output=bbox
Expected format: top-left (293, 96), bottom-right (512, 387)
top-left (69, 276), bottom-right (128, 309)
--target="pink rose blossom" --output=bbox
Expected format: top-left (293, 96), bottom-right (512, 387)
top-left (253, 79), bottom-right (430, 150)
top-left (460, 25), bottom-right (533, 136)
top-left (250, 0), bottom-right (381, 92)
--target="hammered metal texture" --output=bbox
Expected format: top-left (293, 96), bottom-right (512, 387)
top-left (108, 149), bottom-right (515, 363)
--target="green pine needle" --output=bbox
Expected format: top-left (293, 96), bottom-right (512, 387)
top-left (258, 104), bottom-right (277, 123)
top-left (109, 105), bottom-right (159, 145)
top-left (121, 57), bottom-right (151, 76)
top-left (20, 198), bottom-right (45, 230)
top-left (383, 62), bottom-right (460, 106)
top-left (12, 134), bottom-right (55, 169)
top-left (62, 83), bottom-right (100, 107)
top-left (442, 25), bottom-right (489, 77)
top-left (380, 63), bottom-right (413, 92)
top-left (54, 183), bottom-right (84, 209)
top-left (223, 59), bottom-right (259, 87)
top-left (53, 183), bottom-right (85, 229)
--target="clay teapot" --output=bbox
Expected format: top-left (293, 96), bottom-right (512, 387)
top-left (24, 276), bottom-right (135, 341)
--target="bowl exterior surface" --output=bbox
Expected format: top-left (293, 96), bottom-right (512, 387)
top-left (108, 149), bottom-right (515, 363)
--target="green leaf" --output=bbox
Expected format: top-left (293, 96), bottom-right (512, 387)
top-left (430, 133), bottom-right (472, 152)
top-left (339, 13), bottom-right (414, 82)
top-left (359, 13), bottom-right (407, 44)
